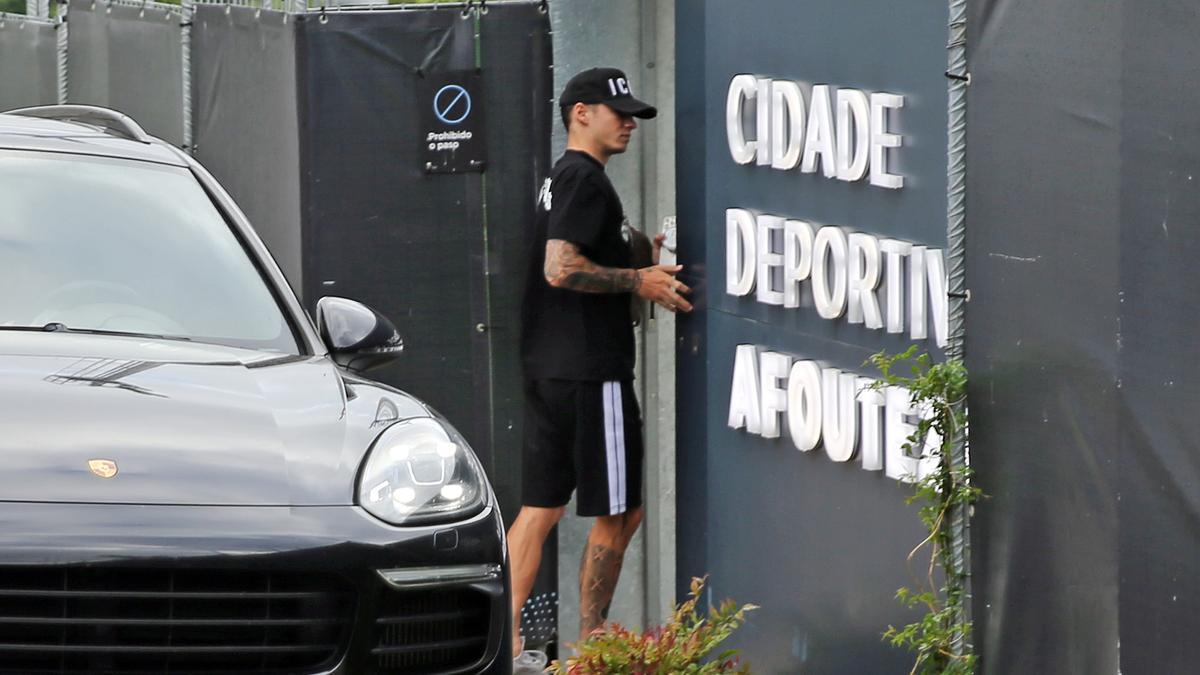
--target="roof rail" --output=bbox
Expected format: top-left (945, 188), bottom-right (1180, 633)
top-left (3, 105), bottom-right (152, 144)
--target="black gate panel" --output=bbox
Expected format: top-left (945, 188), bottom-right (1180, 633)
top-left (476, 4), bottom-right (553, 515)
top-left (968, 1), bottom-right (1200, 672)
top-left (295, 7), bottom-right (551, 527)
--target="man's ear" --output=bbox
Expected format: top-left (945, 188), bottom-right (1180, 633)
top-left (572, 102), bottom-right (590, 127)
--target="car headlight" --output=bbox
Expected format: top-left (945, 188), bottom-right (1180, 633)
top-left (358, 417), bottom-right (487, 526)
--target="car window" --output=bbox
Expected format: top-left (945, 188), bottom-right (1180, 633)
top-left (0, 149), bottom-right (299, 354)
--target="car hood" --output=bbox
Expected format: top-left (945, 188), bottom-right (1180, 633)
top-left (0, 332), bottom-right (430, 505)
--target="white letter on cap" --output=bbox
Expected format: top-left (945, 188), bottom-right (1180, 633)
top-left (787, 360), bottom-right (822, 451)
top-left (822, 368), bottom-right (858, 462)
top-left (726, 75), bottom-right (757, 165)
top-left (759, 351), bottom-right (791, 438)
top-left (801, 85), bottom-right (837, 178)
top-left (756, 215), bottom-right (785, 306)
top-left (783, 219), bottom-right (814, 309)
top-left (728, 344), bottom-right (762, 434)
top-left (811, 226), bottom-right (848, 320)
top-left (726, 209), bottom-right (756, 297)
top-left (836, 88), bottom-right (870, 182)
top-left (847, 232), bottom-right (883, 328)
top-left (869, 92), bottom-right (904, 189)
top-left (770, 80), bottom-right (805, 170)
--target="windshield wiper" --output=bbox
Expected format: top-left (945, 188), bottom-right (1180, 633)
top-left (0, 323), bottom-right (193, 342)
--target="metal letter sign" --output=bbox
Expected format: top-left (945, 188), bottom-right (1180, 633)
top-left (421, 70), bottom-right (487, 173)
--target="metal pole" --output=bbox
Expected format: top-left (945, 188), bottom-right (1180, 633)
top-left (55, 0), bottom-right (67, 104)
top-left (945, 0), bottom-right (970, 660)
top-left (180, 0), bottom-right (193, 151)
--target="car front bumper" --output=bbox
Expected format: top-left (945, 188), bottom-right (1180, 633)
top-left (0, 500), bottom-right (511, 674)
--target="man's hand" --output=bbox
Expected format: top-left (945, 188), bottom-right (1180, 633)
top-left (635, 264), bottom-right (692, 313)
top-left (545, 239), bottom-right (692, 312)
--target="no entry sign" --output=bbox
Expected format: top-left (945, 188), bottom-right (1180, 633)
top-left (420, 70), bottom-right (487, 173)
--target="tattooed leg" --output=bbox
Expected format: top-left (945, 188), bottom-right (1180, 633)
top-left (579, 541), bottom-right (624, 637)
top-left (579, 509), bottom-right (644, 640)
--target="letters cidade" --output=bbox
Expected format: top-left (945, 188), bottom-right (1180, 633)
top-left (726, 74), bottom-right (904, 189)
top-left (727, 344), bottom-right (938, 483)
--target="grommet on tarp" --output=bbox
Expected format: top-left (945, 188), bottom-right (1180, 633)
top-left (318, 5), bottom-right (328, 23)
top-left (478, 0), bottom-right (488, 15)
top-left (538, 0), bottom-right (547, 13)
top-left (460, 0), bottom-right (473, 19)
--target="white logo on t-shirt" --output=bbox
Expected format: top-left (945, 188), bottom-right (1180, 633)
top-left (538, 177), bottom-right (553, 211)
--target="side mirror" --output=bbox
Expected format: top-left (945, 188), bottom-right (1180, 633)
top-left (315, 297), bottom-right (404, 373)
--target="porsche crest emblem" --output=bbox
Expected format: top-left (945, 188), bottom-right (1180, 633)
top-left (87, 459), bottom-right (118, 479)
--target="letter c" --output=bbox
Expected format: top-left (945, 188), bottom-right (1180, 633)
top-left (726, 75), bottom-right (757, 165)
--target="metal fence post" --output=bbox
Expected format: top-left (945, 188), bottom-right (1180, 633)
top-left (945, 0), bottom-right (971, 659)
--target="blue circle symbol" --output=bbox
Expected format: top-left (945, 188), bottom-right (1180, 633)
top-left (434, 84), bottom-right (471, 125)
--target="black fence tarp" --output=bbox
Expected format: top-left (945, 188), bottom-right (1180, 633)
top-left (968, 1), bottom-right (1200, 672)
top-left (295, 5), bottom-right (552, 524)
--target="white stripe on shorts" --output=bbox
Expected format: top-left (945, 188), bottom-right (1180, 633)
top-left (603, 381), bottom-right (627, 515)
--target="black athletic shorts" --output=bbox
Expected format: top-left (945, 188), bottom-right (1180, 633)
top-left (521, 378), bottom-right (644, 517)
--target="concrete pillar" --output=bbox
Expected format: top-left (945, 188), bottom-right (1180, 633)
top-left (549, 0), bottom-right (675, 650)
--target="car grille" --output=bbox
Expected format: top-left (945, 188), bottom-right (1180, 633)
top-left (372, 586), bottom-right (491, 674)
top-left (0, 566), bottom-right (354, 674)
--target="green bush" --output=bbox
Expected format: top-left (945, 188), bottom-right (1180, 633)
top-left (550, 576), bottom-right (757, 675)
top-left (867, 347), bottom-right (979, 674)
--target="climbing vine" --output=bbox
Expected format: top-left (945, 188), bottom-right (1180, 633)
top-left (868, 346), bottom-right (979, 675)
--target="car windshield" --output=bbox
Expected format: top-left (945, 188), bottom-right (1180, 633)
top-left (0, 149), bottom-right (299, 354)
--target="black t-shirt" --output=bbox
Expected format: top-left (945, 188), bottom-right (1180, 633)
top-left (520, 150), bottom-right (634, 381)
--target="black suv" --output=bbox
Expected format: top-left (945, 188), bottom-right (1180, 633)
top-left (0, 106), bottom-right (510, 674)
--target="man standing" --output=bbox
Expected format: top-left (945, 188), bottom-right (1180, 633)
top-left (509, 67), bottom-right (691, 670)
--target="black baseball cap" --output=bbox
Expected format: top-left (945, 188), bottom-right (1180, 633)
top-left (559, 67), bottom-right (657, 119)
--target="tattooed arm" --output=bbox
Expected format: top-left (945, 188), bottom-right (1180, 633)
top-left (544, 238), bottom-right (695, 311)
top-left (544, 239), bottom-right (641, 293)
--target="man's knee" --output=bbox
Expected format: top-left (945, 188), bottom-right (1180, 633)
top-left (513, 505), bottom-right (567, 534)
top-left (591, 507), bottom-right (644, 549)
top-left (622, 507), bottom-right (645, 531)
